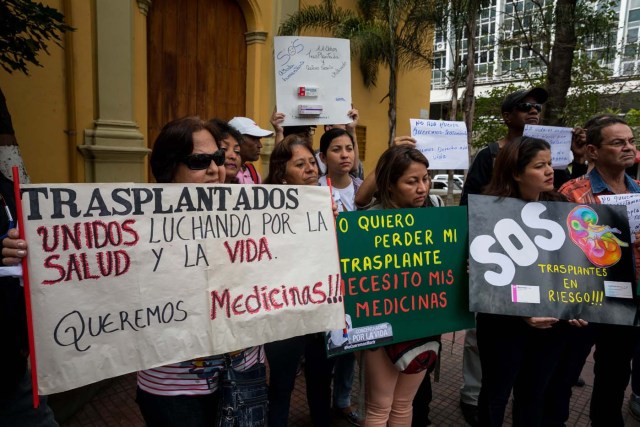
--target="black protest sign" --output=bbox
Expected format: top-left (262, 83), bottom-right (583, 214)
top-left (469, 195), bottom-right (638, 325)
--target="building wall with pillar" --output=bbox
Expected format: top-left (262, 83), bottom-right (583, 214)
top-left (0, 0), bottom-right (430, 183)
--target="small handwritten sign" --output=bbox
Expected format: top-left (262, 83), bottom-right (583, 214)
top-left (327, 206), bottom-right (474, 356)
top-left (523, 125), bottom-right (573, 168)
top-left (274, 36), bottom-right (352, 126)
top-left (598, 193), bottom-right (640, 242)
top-left (410, 119), bottom-right (469, 170)
top-left (20, 183), bottom-right (343, 394)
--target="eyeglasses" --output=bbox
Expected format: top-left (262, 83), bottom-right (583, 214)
top-left (515, 103), bottom-right (542, 112)
top-left (602, 139), bottom-right (636, 148)
top-left (180, 149), bottom-right (226, 170)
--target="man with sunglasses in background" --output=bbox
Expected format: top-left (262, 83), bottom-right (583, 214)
top-left (228, 117), bottom-right (274, 184)
top-left (459, 87), bottom-right (548, 426)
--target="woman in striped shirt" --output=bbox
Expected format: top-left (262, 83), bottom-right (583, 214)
top-left (137, 116), bottom-right (265, 426)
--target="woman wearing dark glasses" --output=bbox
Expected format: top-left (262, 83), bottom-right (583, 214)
top-left (137, 116), bottom-right (266, 426)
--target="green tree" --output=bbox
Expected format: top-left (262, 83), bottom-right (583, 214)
top-left (278, 0), bottom-right (435, 146)
top-left (498, 0), bottom-right (618, 126)
top-left (0, 0), bottom-right (71, 181)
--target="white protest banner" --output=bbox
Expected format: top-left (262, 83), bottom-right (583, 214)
top-left (523, 125), bottom-right (573, 168)
top-left (274, 36), bottom-right (352, 126)
top-left (410, 119), bottom-right (469, 170)
top-left (20, 183), bottom-right (343, 394)
top-left (599, 193), bottom-right (640, 242)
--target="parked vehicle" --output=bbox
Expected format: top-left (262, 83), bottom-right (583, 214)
top-left (434, 174), bottom-right (464, 187)
top-left (430, 180), bottom-right (462, 197)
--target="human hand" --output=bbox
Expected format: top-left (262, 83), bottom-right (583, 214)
top-left (392, 136), bottom-right (417, 147)
top-left (523, 316), bottom-right (558, 329)
top-left (2, 228), bottom-right (27, 266)
top-left (571, 127), bottom-right (587, 163)
top-left (346, 107), bottom-right (359, 131)
top-left (568, 319), bottom-right (588, 327)
top-left (271, 106), bottom-right (285, 135)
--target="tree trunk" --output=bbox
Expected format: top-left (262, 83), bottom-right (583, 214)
top-left (463, 2), bottom-right (479, 167)
top-left (0, 87), bottom-right (30, 183)
top-left (388, 57), bottom-right (397, 146)
top-left (543, 0), bottom-right (577, 126)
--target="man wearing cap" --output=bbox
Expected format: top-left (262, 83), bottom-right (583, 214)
top-left (228, 117), bottom-right (274, 184)
top-left (458, 87), bottom-right (548, 426)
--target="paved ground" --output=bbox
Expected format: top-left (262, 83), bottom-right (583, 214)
top-left (56, 331), bottom-right (640, 426)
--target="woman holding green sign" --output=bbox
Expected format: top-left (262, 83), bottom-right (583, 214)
top-left (362, 145), bottom-right (442, 427)
top-left (476, 136), bottom-right (586, 427)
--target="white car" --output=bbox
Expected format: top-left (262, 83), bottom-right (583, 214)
top-left (430, 180), bottom-right (462, 197)
top-left (434, 174), bottom-right (464, 188)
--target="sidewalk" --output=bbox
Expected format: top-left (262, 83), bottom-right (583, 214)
top-left (59, 331), bottom-right (640, 426)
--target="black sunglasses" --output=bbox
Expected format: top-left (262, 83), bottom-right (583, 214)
top-left (180, 149), bottom-right (225, 170)
top-left (515, 102), bottom-right (542, 112)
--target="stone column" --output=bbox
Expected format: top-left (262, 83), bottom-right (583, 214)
top-left (79, 0), bottom-right (149, 182)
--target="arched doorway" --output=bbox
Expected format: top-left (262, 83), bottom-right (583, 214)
top-left (147, 0), bottom-right (247, 154)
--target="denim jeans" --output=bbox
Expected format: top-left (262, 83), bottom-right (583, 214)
top-left (0, 370), bottom-right (59, 427)
top-left (332, 353), bottom-right (355, 409)
top-left (217, 361), bottom-right (268, 427)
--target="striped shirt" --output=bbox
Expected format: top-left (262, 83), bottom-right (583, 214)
top-left (137, 346), bottom-right (264, 396)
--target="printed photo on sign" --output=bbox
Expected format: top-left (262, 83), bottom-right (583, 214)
top-left (20, 183), bottom-right (343, 394)
top-left (468, 195), bottom-right (637, 325)
top-left (327, 206), bottom-right (474, 357)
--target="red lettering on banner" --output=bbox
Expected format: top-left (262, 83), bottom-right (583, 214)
top-left (209, 276), bottom-right (335, 319)
top-left (224, 237), bottom-right (273, 263)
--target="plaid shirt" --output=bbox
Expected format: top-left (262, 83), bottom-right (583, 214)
top-left (558, 167), bottom-right (640, 278)
top-left (558, 167), bottom-right (640, 203)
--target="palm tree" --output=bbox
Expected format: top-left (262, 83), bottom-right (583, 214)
top-left (279, 0), bottom-right (435, 146)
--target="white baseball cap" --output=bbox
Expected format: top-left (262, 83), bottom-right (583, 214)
top-left (228, 117), bottom-right (273, 138)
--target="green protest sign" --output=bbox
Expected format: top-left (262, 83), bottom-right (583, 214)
top-left (327, 206), bottom-right (474, 356)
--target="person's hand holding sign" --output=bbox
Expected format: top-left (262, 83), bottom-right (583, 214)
top-left (523, 316), bottom-right (558, 329)
top-left (2, 228), bottom-right (27, 266)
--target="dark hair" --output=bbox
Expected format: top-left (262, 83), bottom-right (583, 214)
top-left (264, 135), bottom-right (316, 184)
top-left (283, 125), bottom-right (313, 137)
top-left (319, 128), bottom-right (354, 156)
top-left (150, 116), bottom-right (218, 183)
top-left (375, 146), bottom-right (430, 209)
top-left (207, 118), bottom-right (244, 145)
top-left (484, 137), bottom-right (563, 201)
top-left (585, 115), bottom-right (628, 147)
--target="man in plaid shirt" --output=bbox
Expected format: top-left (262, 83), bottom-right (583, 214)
top-left (557, 115), bottom-right (640, 427)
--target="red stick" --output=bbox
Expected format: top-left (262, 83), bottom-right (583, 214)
top-left (11, 167), bottom-right (39, 408)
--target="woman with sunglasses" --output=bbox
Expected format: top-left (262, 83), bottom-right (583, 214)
top-left (137, 116), bottom-right (266, 426)
top-left (475, 137), bottom-right (586, 427)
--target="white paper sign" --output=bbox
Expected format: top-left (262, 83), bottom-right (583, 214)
top-left (21, 183), bottom-right (343, 394)
top-left (598, 193), bottom-right (640, 241)
top-left (274, 36), bottom-right (352, 126)
top-left (523, 125), bottom-right (573, 168)
top-left (410, 119), bottom-right (469, 170)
